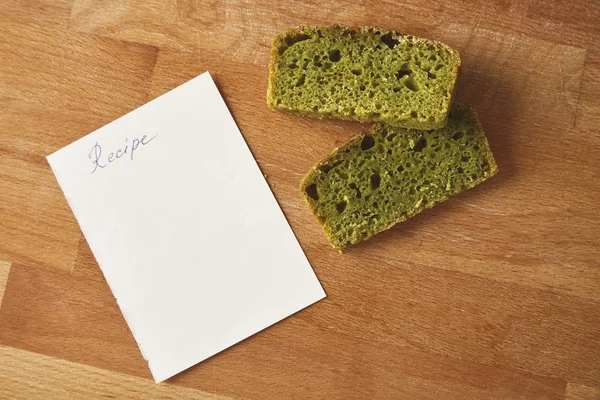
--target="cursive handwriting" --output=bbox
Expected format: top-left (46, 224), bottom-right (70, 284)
top-left (89, 134), bottom-right (157, 174)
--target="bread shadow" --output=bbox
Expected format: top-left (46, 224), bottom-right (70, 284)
top-left (344, 181), bottom-right (498, 254)
top-left (455, 59), bottom-right (519, 182)
top-left (344, 65), bottom-right (518, 254)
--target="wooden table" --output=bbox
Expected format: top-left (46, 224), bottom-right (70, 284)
top-left (1, 1), bottom-right (599, 399)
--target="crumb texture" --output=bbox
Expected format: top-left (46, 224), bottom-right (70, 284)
top-left (301, 103), bottom-right (498, 250)
top-left (268, 25), bottom-right (461, 129)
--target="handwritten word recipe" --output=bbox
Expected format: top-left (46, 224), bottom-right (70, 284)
top-left (89, 134), bottom-right (157, 174)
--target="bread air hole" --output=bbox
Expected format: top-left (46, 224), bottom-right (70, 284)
top-left (396, 66), bottom-right (412, 79)
top-left (370, 172), bottom-right (381, 189)
top-left (285, 33), bottom-right (311, 46)
top-left (305, 184), bottom-right (319, 200)
top-left (380, 33), bottom-right (399, 49)
top-left (361, 135), bottom-right (375, 150)
top-left (336, 200), bottom-right (347, 213)
top-left (319, 165), bottom-right (332, 174)
top-left (452, 131), bottom-right (464, 140)
top-left (351, 69), bottom-right (362, 75)
top-left (328, 49), bottom-right (341, 62)
top-left (412, 137), bottom-right (427, 152)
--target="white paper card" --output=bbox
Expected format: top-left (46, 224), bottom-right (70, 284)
top-left (47, 72), bottom-right (326, 383)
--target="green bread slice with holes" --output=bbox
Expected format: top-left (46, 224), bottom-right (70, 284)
top-left (300, 103), bottom-right (498, 251)
top-left (267, 25), bottom-right (460, 129)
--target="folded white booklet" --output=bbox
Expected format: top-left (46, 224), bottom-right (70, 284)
top-left (47, 72), bottom-right (326, 382)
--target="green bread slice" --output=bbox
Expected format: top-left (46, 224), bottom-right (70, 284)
top-left (300, 103), bottom-right (498, 251)
top-left (267, 25), bottom-right (461, 130)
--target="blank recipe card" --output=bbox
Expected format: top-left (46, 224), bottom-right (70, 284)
top-left (47, 72), bottom-right (326, 382)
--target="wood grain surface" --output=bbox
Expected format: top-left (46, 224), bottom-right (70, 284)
top-left (1, 1), bottom-right (599, 399)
